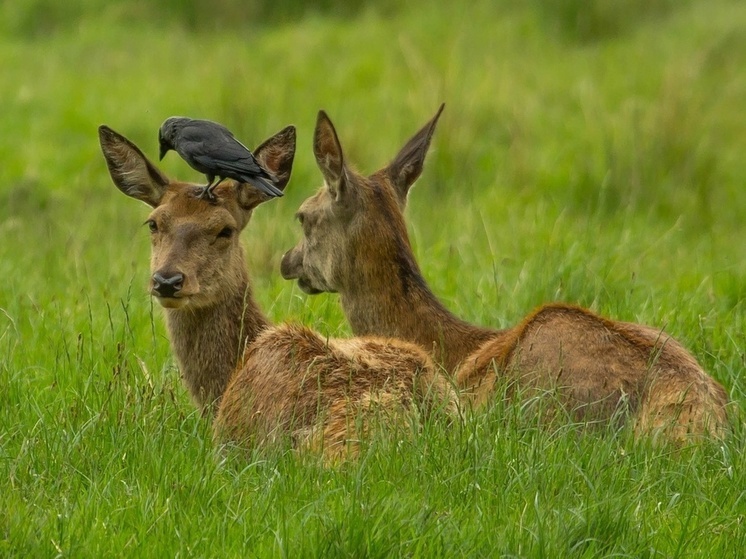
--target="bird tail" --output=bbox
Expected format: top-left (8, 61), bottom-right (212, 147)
top-left (243, 174), bottom-right (284, 198)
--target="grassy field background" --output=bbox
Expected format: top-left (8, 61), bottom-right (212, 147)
top-left (1, 0), bottom-right (745, 556)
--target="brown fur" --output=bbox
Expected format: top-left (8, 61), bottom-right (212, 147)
top-left (280, 107), bottom-right (730, 441)
top-left (219, 324), bottom-right (449, 459)
top-left (98, 124), bottom-right (456, 461)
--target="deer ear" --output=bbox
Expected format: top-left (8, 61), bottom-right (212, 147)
top-left (385, 103), bottom-right (444, 208)
top-left (99, 125), bottom-right (170, 207)
top-left (313, 110), bottom-right (349, 202)
top-left (253, 125), bottom-right (296, 191)
top-left (234, 125), bottom-right (296, 211)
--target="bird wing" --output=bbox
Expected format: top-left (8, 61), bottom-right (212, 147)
top-left (180, 124), bottom-right (272, 180)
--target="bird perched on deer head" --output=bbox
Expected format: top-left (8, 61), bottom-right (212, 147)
top-left (158, 116), bottom-right (284, 200)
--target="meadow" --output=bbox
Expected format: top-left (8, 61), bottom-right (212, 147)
top-left (1, 0), bottom-right (745, 556)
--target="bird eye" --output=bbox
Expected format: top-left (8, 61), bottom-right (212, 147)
top-left (217, 226), bottom-right (233, 239)
top-left (145, 219), bottom-right (158, 233)
top-left (296, 212), bottom-right (305, 225)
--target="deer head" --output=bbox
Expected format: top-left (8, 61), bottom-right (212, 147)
top-left (280, 105), bottom-right (443, 296)
top-left (100, 124), bottom-right (296, 310)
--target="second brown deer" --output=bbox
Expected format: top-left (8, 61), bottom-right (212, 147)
top-left (280, 106), bottom-right (730, 441)
top-left (99, 124), bottom-right (456, 461)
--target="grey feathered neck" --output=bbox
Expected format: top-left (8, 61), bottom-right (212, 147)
top-left (160, 116), bottom-right (189, 141)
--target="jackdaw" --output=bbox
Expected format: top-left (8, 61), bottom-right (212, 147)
top-left (158, 116), bottom-right (284, 199)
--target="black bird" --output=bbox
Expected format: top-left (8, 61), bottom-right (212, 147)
top-left (158, 116), bottom-right (284, 199)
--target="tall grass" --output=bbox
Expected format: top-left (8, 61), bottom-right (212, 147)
top-left (1, 0), bottom-right (745, 556)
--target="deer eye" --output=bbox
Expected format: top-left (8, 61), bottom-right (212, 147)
top-left (217, 226), bottom-right (234, 239)
top-left (145, 219), bottom-right (158, 233)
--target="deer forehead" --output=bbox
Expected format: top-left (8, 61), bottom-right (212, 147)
top-left (150, 202), bottom-right (238, 234)
top-left (294, 188), bottom-right (326, 221)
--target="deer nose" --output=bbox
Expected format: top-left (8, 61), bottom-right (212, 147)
top-left (152, 272), bottom-right (184, 298)
top-left (280, 249), bottom-right (300, 279)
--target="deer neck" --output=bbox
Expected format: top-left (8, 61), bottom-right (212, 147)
top-left (340, 249), bottom-right (497, 375)
top-left (163, 270), bottom-right (269, 413)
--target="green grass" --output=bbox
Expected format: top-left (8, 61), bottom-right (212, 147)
top-left (1, 0), bottom-right (745, 556)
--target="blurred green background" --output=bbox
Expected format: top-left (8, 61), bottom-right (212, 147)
top-left (1, 0), bottom-right (745, 556)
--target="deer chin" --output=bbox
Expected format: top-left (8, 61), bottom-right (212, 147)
top-left (153, 294), bottom-right (190, 309)
top-left (297, 277), bottom-right (324, 295)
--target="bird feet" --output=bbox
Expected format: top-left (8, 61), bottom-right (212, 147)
top-left (198, 185), bottom-right (218, 202)
top-left (198, 177), bottom-right (226, 202)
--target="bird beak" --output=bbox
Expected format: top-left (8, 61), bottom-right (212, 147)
top-left (159, 145), bottom-right (167, 161)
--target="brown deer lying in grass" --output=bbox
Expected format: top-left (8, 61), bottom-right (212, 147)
top-left (280, 106), bottom-right (730, 440)
top-left (98, 124), bottom-right (456, 461)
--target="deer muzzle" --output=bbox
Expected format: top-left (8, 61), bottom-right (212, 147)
top-left (152, 271), bottom-right (184, 299)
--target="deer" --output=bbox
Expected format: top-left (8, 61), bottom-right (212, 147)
top-left (98, 124), bottom-right (456, 461)
top-left (280, 105), bottom-right (730, 441)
